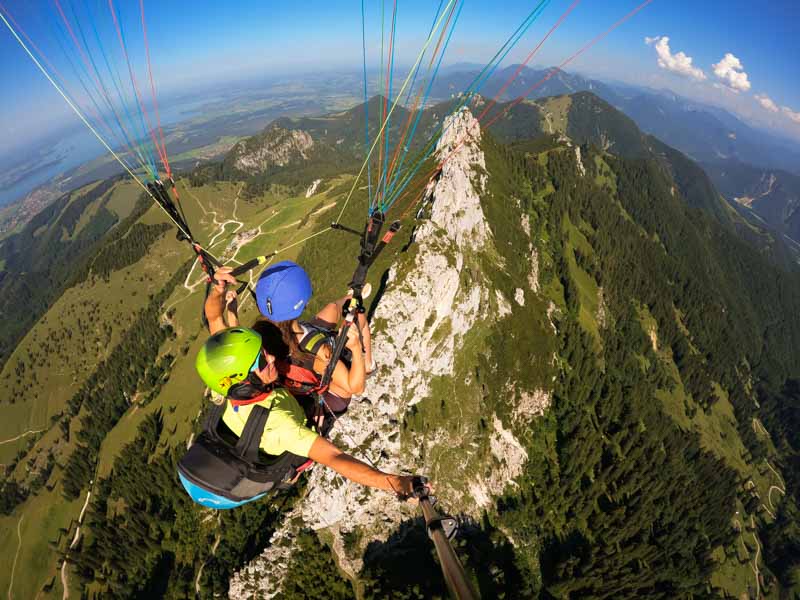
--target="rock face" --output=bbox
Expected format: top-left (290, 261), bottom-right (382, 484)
top-left (229, 126), bottom-right (314, 175)
top-left (229, 108), bottom-right (548, 597)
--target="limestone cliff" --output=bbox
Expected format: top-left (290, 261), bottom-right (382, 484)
top-left (228, 108), bottom-right (551, 598)
top-left (228, 125), bottom-right (314, 175)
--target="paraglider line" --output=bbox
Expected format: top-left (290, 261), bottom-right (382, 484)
top-left (140, 0), bottom-right (171, 179)
top-left (0, 9), bottom-right (210, 250)
top-left (384, 0), bottom-right (461, 201)
top-left (396, 0), bottom-right (655, 218)
top-left (334, 0), bottom-right (459, 224)
top-left (76, 0), bottom-right (152, 173)
top-left (379, 0), bottom-right (398, 208)
top-left (382, 0), bottom-right (552, 211)
top-left (361, 0), bottom-right (372, 208)
top-left (107, 0), bottom-right (163, 179)
top-left (50, 0), bottom-right (151, 173)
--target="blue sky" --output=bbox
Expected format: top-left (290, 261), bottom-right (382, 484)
top-left (1, 0), bottom-right (799, 157)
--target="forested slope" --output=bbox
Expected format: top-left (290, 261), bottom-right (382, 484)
top-left (1, 95), bottom-right (799, 599)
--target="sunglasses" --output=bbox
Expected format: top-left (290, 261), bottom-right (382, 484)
top-left (228, 351), bottom-right (274, 401)
top-left (249, 349), bottom-right (267, 373)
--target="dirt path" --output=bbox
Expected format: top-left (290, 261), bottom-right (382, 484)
top-left (7, 516), bottom-right (24, 600)
top-left (61, 483), bottom-right (93, 600)
top-left (768, 486), bottom-right (786, 511)
top-left (164, 179), bottom-right (337, 318)
top-left (194, 519), bottom-right (222, 595)
top-left (732, 517), bottom-right (761, 600)
top-left (751, 515), bottom-right (761, 600)
top-left (765, 460), bottom-right (786, 490)
top-left (0, 429), bottom-right (44, 446)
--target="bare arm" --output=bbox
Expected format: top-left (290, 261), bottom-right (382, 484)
top-left (204, 267), bottom-right (238, 334)
top-left (308, 436), bottom-right (413, 494)
top-left (313, 327), bottom-right (366, 396)
top-left (224, 291), bottom-right (239, 327)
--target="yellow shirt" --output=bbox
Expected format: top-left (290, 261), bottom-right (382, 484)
top-left (221, 387), bottom-right (318, 458)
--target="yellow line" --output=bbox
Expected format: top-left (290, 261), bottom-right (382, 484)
top-left (335, 0), bottom-right (459, 224)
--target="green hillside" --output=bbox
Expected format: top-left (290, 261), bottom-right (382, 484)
top-left (1, 94), bottom-right (799, 598)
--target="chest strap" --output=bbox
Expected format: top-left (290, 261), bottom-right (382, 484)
top-left (233, 398), bottom-right (275, 463)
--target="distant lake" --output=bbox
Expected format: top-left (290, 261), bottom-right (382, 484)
top-left (0, 97), bottom-right (207, 207)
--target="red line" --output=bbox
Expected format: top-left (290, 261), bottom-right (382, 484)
top-left (477, 0), bottom-right (581, 123)
top-left (108, 0), bottom-right (166, 174)
top-left (376, 0), bottom-right (399, 205)
top-left (383, 1), bottom-right (456, 191)
top-left (485, 0), bottom-right (653, 131)
top-left (399, 0), bottom-right (654, 218)
top-left (139, 0), bottom-right (171, 181)
top-left (48, 0), bottom-right (142, 164)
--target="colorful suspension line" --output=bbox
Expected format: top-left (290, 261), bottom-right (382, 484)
top-left (139, 0), bottom-right (171, 180)
top-left (361, 0), bottom-right (373, 208)
top-left (41, 6), bottom-right (142, 176)
top-left (382, 0), bottom-right (461, 208)
top-left (377, 0), bottom-right (398, 208)
top-left (78, 0), bottom-right (153, 175)
top-left (334, 0), bottom-right (459, 225)
top-left (394, 0), bottom-right (656, 221)
top-left (0, 4), bottom-right (222, 272)
top-left (108, 0), bottom-right (163, 179)
top-left (368, 0), bottom-right (448, 213)
top-left (47, 0), bottom-right (153, 176)
top-left (381, 0), bottom-right (553, 212)
top-left (59, 0), bottom-right (158, 176)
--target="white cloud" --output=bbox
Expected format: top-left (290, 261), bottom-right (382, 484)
top-left (782, 106), bottom-right (800, 124)
top-left (754, 94), bottom-right (779, 113)
top-left (712, 53), bottom-right (751, 92)
top-left (645, 36), bottom-right (706, 81)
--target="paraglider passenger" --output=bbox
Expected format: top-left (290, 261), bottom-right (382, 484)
top-left (195, 267), bottom-right (420, 498)
top-left (254, 260), bottom-right (374, 418)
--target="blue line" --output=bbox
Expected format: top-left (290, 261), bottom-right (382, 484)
top-left (379, 2), bottom-right (399, 212)
top-left (70, 0), bottom-right (153, 176)
top-left (45, 4), bottom-right (145, 176)
top-left (361, 0), bottom-right (373, 212)
top-left (82, 0), bottom-right (153, 178)
top-left (110, 0), bottom-right (159, 178)
top-left (386, 0), bottom-right (459, 199)
top-left (383, 0), bottom-right (551, 211)
top-left (383, 0), bottom-right (444, 201)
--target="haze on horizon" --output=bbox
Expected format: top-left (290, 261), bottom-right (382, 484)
top-left (1, 0), bottom-right (799, 161)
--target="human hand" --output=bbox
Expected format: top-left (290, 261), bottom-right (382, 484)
top-left (394, 475), bottom-right (433, 503)
top-left (212, 267), bottom-right (237, 293)
top-left (344, 325), bottom-right (362, 351)
top-left (225, 290), bottom-right (238, 308)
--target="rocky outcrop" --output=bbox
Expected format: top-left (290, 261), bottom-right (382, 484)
top-left (229, 126), bottom-right (314, 175)
top-left (229, 108), bottom-right (548, 598)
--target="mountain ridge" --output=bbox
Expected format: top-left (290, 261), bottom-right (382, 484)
top-left (2, 92), bottom-right (800, 599)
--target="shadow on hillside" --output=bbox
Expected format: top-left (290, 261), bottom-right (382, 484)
top-left (359, 511), bottom-right (527, 598)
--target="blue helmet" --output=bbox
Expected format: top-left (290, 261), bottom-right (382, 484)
top-left (255, 260), bottom-right (313, 321)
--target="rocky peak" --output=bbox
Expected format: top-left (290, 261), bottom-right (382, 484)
top-left (229, 109), bottom-right (542, 596)
top-left (229, 125), bottom-right (314, 175)
top-left (421, 107), bottom-right (489, 249)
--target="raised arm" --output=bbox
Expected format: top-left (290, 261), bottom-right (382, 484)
top-left (204, 267), bottom-right (239, 334)
top-left (313, 326), bottom-right (366, 396)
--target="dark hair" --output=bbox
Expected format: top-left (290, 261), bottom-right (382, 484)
top-left (251, 318), bottom-right (291, 360)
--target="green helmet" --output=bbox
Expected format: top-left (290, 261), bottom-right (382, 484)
top-left (196, 327), bottom-right (262, 396)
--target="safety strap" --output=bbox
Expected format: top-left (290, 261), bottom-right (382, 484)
top-left (203, 401), bottom-right (227, 432)
top-left (234, 401), bottom-right (275, 464)
top-left (299, 324), bottom-right (333, 357)
top-left (228, 392), bottom-right (271, 408)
